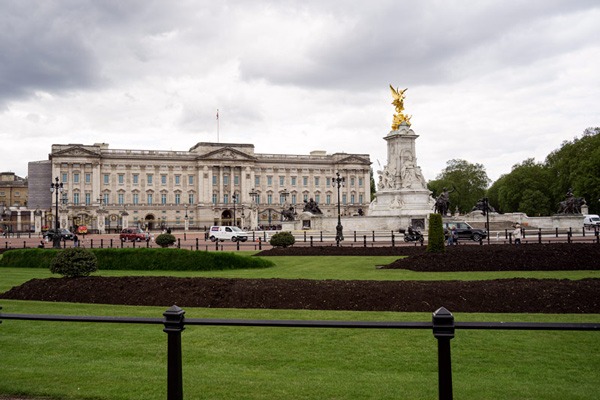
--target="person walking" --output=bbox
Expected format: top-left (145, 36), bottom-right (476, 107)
top-left (512, 224), bottom-right (522, 245)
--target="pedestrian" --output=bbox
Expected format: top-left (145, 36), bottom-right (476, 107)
top-left (447, 226), bottom-right (454, 246)
top-left (513, 224), bottom-right (522, 244)
top-left (38, 240), bottom-right (45, 249)
top-left (73, 234), bottom-right (79, 247)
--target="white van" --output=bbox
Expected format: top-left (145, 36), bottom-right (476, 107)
top-left (583, 215), bottom-right (600, 229)
top-left (208, 226), bottom-right (249, 242)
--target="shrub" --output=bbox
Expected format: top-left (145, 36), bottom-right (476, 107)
top-left (50, 248), bottom-right (98, 277)
top-left (426, 213), bottom-right (445, 253)
top-left (0, 248), bottom-right (274, 271)
top-left (155, 233), bottom-right (176, 248)
top-left (269, 231), bottom-right (296, 248)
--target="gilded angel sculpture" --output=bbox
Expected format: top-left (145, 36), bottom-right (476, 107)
top-left (390, 84), bottom-right (412, 130)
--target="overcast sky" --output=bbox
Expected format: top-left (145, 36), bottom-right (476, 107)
top-left (1, 0), bottom-right (598, 184)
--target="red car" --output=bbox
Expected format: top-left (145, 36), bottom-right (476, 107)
top-left (119, 228), bottom-right (150, 242)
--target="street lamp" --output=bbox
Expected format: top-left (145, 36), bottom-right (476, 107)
top-left (332, 171), bottom-right (345, 246)
top-left (232, 193), bottom-right (238, 227)
top-left (49, 176), bottom-right (63, 249)
top-left (184, 204), bottom-right (189, 231)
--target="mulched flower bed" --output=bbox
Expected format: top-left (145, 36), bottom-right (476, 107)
top-left (1, 243), bottom-right (598, 313)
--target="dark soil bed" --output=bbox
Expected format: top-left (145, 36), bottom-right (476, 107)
top-left (1, 243), bottom-right (598, 313)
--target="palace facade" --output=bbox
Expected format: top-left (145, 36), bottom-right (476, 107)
top-left (29, 142), bottom-right (372, 232)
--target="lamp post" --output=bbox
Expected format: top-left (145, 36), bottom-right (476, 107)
top-left (49, 177), bottom-right (63, 249)
top-left (232, 193), bottom-right (238, 227)
top-left (249, 189), bottom-right (259, 229)
top-left (184, 204), bottom-right (189, 231)
top-left (332, 171), bottom-right (345, 246)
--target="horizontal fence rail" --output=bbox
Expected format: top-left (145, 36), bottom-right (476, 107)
top-left (3, 226), bottom-right (599, 251)
top-left (1, 306), bottom-right (599, 400)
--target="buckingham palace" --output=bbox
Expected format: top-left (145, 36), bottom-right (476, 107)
top-left (28, 142), bottom-right (372, 233)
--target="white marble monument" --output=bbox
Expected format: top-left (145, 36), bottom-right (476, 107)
top-left (368, 87), bottom-right (434, 226)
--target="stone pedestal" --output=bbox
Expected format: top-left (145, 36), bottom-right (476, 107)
top-left (369, 123), bottom-right (433, 227)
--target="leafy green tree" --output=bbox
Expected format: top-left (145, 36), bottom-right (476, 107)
top-left (488, 158), bottom-right (552, 215)
top-left (370, 168), bottom-right (377, 199)
top-left (427, 159), bottom-right (490, 214)
top-left (545, 127), bottom-right (600, 214)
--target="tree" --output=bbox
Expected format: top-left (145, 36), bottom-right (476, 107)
top-left (369, 168), bottom-right (377, 200)
top-left (545, 128), bottom-right (600, 214)
top-left (488, 158), bottom-right (552, 215)
top-left (427, 159), bottom-right (490, 214)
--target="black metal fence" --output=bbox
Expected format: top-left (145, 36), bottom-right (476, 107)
top-left (1, 306), bottom-right (598, 400)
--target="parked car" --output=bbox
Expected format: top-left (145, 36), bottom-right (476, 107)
top-left (583, 214), bottom-right (600, 229)
top-left (43, 228), bottom-right (75, 241)
top-left (208, 226), bottom-right (249, 242)
top-left (119, 228), bottom-right (150, 242)
top-left (442, 222), bottom-right (487, 242)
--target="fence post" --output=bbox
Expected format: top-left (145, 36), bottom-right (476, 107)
top-left (432, 307), bottom-right (455, 400)
top-left (363, 235), bottom-right (367, 248)
top-left (372, 231), bottom-right (375, 242)
top-left (538, 228), bottom-right (542, 244)
top-left (353, 231), bottom-right (356, 242)
top-left (304, 231), bottom-right (307, 242)
top-left (310, 236), bottom-right (313, 247)
top-left (320, 231), bottom-right (323, 242)
top-left (163, 305), bottom-right (185, 400)
top-left (391, 232), bottom-right (395, 247)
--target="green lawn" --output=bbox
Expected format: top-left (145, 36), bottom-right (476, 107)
top-left (0, 254), bottom-right (599, 399)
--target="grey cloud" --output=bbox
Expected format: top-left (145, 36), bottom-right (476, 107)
top-left (237, 1), bottom-right (600, 90)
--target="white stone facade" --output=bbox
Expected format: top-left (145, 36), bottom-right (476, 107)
top-left (46, 142), bottom-right (372, 232)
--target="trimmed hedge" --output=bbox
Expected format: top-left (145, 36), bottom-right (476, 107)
top-left (0, 248), bottom-right (274, 271)
top-left (426, 213), bottom-right (445, 253)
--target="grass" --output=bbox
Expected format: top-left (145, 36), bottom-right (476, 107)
top-left (0, 254), bottom-right (599, 399)
top-left (0, 301), bottom-right (598, 400)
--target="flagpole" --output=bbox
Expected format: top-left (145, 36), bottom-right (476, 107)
top-left (216, 109), bottom-right (220, 142)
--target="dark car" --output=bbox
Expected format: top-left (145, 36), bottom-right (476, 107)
top-left (119, 228), bottom-right (150, 242)
top-left (443, 222), bottom-right (487, 242)
top-left (43, 228), bottom-right (75, 240)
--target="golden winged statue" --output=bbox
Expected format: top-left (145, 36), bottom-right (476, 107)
top-left (390, 84), bottom-right (412, 130)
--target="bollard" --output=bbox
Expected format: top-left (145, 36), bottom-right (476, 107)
top-left (538, 229), bottom-right (542, 244)
top-left (110, 239), bottom-right (113, 248)
top-left (163, 305), bottom-right (185, 400)
top-left (90, 239), bottom-right (94, 249)
top-left (196, 238), bottom-right (199, 251)
top-left (236, 240), bottom-right (240, 251)
top-left (353, 231), bottom-right (356, 242)
top-left (23, 241), bottom-right (26, 248)
top-left (363, 235), bottom-right (367, 248)
top-left (304, 231), bottom-right (307, 242)
top-left (258, 237), bottom-right (262, 250)
top-left (310, 236), bottom-right (313, 247)
top-left (391, 232), bottom-right (395, 247)
top-left (101, 239), bottom-right (104, 249)
top-left (432, 307), bottom-right (455, 400)
top-left (177, 238), bottom-right (181, 249)
top-left (509, 232), bottom-right (512, 244)
top-left (555, 227), bottom-right (559, 238)
top-left (320, 231), bottom-right (323, 242)
top-left (215, 240), bottom-right (219, 251)
top-left (372, 231), bottom-right (375, 242)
